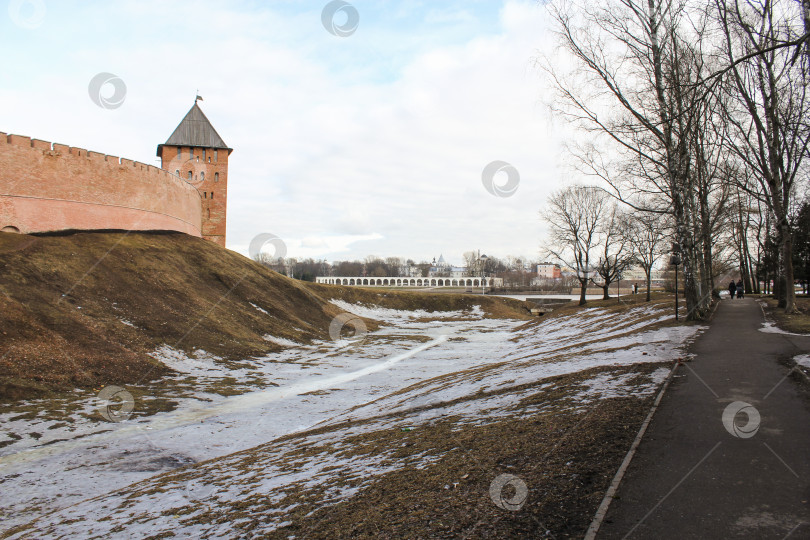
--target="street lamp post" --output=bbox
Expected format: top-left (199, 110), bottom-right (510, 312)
top-left (480, 254), bottom-right (488, 295)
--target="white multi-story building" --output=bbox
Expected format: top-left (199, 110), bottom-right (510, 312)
top-left (536, 263), bottom-right (562, 279)
top-left (450, 266), bottom-right (467, 278)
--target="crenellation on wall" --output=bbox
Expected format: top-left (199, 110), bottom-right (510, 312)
top-left (31, 139), bottom-right (51, 151)
top-left (8, 135), bottom-right (32, 147)
top-left (0, 131), bottom-right (203, 238)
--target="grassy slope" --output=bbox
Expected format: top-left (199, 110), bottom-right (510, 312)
top-left (0, 231), bottom-right (527, 401)
top-left (7, 297), bottom-right (680, 539)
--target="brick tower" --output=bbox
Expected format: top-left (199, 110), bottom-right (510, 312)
top-left (157, 100), bottom-right (232, 246)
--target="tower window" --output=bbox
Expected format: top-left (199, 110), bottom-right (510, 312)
top-left (214, 150), bottom-right (218, 162)
top-left (202, 149), bottom-right (206, 161)
top-left (200, 172), bottom-right (205, 181)
top-left (211, 192), bottom-right (214, 199)
top-left (175, 169), bottom-right (180, 177)
top-left (190, 148), bottom-right (194, 160)
top-left (188, 171), bottom-right (192, 180)
top-left (207, 208), bottom-right (211, 218)
top-left (214, 172), bottom-right (219, 182)
top-left (204, 192), bottom-right (207, 198)
top-left (177, 147), bottom-right (182, 158)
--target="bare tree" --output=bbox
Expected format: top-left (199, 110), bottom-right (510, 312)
top-left (715, 0), bottom-right (810, 312)
top-left (462, 251), bottom-right (478, 276)
top-left (541, 185), bottom-right (609, 305)
top-left (543, 0), bottom-right (720, 319)
top-left (385, 257), bottom-right (403, 277)
top-left (591, 205), bottom-right (634, 299)
top-left (624, 210), bottom-right (670, 301)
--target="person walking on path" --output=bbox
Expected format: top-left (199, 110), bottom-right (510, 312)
top-left (728, 280), bottom-right (736, 299)
top-left (736, 279), bottom-right (744, 298)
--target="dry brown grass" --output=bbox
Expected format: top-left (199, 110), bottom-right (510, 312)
top-left (758, 295), bottom-right (810, 334)
top-left (0, 231), bottom-right (528, 402)
top-left (11, 364), bottom-right (664, 539)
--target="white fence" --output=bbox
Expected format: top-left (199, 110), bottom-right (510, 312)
top-left (315, 276), bottom-right (503, 288)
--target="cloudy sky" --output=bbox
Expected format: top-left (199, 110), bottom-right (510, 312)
top-left (1, 0), bottom-right (571, 266)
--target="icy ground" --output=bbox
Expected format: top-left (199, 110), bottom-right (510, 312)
top-left (0, 301), bottom-right (702, 537)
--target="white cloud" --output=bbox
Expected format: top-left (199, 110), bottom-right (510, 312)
top-left (232, 233), bottom-right (384, 261)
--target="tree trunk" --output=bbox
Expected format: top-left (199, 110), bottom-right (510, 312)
top-left (745, 240), bottom-right (757, 294)
top-left (779, 220), bottom-right (797, 311)
top-left (579, 280), bottom-right (587, 306)
top-left (740, 239), bottom-right (751, 295)
top-left (646, 0), bottom-right (703, 319)
top-left (674, 193), bottom-right (704, 320)
top-left (602, 285), bottom-right (610, 300)
top-left (804, 0), bottom-right (810, 69)
top-left (645, 268), bottom-right (652, 302)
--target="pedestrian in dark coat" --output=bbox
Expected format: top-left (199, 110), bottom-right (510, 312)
top-left (728, 281), bottom-right (736, 299)
top-left (736, 279), bottom-right (744, 298)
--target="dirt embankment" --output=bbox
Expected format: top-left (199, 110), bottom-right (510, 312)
top-left (0, 231), bottom-right (527, 401)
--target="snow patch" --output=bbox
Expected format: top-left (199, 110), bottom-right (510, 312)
top-left (263, 335), bottom-right (300, 347)
top-left (760, 321), bottom-right (807, 336)
top-left (151, 346), bottom-right (228, 378)
top-left (0, 301), bottom-right (703, 536)
top-left (250, 302), bottom-right (269, 315)
top-left (794, 354), bottom-right (810, 368)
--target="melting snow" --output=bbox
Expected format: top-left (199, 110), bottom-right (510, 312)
top-left (0, 301), bottom-right (703, 537)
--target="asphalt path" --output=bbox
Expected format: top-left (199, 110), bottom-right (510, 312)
top-left (600, 297), bottom-right (810, 539)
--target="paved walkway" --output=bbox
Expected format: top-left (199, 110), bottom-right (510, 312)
top-left (600, 297), bottom-right (810, 539)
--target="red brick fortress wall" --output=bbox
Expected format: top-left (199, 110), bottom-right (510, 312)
top-left (0, 133), bottom-right (202, 237)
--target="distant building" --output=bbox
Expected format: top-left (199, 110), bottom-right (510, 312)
top-left (399, 265), bottom-right (422, 278)
top-left (449, 266), bottom-right (467, 278)
top-left (428, 254), bottom-right (472, 278)
top-left (622, 266), bottom-right (665, 283)
top-left (536, 263), bottom-right (562, 280)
